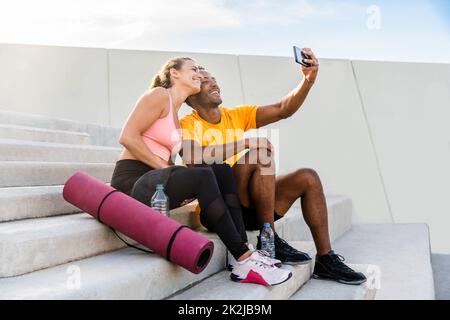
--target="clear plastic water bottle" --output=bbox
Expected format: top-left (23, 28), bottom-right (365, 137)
top-left (150, 184), bottom-right (170, 217)
top-left (260, 222), bottom-right (275, 258)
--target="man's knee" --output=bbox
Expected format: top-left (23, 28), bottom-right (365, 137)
top-left (235, 148), bottom-right (275, 175)
top-left (232, 161), bottom-right (257, 178)
top-left (252, 148), bottom-right (274, 166)
top-left (294, 168), bottom-right (322, 188)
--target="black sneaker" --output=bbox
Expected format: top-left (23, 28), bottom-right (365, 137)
top-left (257, 232), bottom-right (312, 265)
top-left (313, 250), bottom-right (367, 285)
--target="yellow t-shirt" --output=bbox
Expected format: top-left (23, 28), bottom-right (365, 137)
top-left (180, 105), bottom-right (258, 167)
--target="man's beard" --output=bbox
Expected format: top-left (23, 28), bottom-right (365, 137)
top-left (204, 95), bottom-right (221, 108)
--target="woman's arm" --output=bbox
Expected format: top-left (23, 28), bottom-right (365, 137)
top-left (119, 87), bottom-right (171, 169)
top-left (180, 137), bottom-right (272, 165)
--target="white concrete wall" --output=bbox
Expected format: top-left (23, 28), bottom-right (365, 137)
top-left (238, 55), bottom-right (392, 224)
top-left (352, 60), bottom-right (450, 254)
top-left (1, 43), bottom-right (449, 253)
top-left (0, 43), bottom-right (109, 125)
top-left (108, 49), bottom-right (244, 128)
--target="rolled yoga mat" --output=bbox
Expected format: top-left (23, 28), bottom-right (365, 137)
top-left (63, 171), bottom-right (214, 274)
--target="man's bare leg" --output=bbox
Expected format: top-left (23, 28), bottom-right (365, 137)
top-left (232, 148), bottom-right (330, 254)
top-left (274, 168), bottom-right (331, 256)
top-left (232, 149), bottom-right (276, 230)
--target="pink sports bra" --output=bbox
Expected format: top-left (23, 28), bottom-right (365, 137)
top-left (141, 91), bottom-right (182, 162)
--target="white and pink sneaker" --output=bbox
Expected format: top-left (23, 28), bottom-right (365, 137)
top-left (248, 243), bottom-right (282, 267)
top-left (230, 251), bottom-right (292, 286)
top-left (227, 244), bottom-right (282, 271)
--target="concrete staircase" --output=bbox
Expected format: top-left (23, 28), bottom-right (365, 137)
top-left (0, 110), bottom-right (434, 300)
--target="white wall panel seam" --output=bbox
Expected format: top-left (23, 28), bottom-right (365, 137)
top-left (236, 56), bottom-right (247, 105)
top-left (107, 50), bottom-right (112, 126)
top-left (350, 60), bottom-right (395, 223)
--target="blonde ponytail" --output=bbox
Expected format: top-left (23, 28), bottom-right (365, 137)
top-left (151, 74), bottom-right (163, 88)
top-left (150, 57), bottom-right (193, 89)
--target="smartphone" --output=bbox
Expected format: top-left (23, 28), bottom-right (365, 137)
top-left (293, 46), bottom-right (312, 67)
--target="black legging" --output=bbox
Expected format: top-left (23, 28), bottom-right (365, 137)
top-left (195, 164), bottom-right (248, 243)
top-left (129, 164), bottom-right (248, 259)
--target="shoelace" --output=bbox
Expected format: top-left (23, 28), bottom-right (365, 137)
top-left (250, 252), bottom-right (277, 269)
top-left (255, 250), bottom-right (277, 265)
top-left (275, 235), bottom-right (299, 253)
top-left (329, 254), bottom-right (355, 273)
top-left (256, 249), bottom-right (271, 258)
top-left (249, 258), bottom-right (272, 269)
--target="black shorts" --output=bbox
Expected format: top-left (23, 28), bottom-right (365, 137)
top-left (241, 205), bottom-right (284, 231)
top-left (110, 159), bottom-right (153, 195)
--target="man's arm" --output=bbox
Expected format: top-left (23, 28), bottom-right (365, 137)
top-left (180, 138), bottom-right (272, 165)
top-left (256, 48), bottom-right (319, 128)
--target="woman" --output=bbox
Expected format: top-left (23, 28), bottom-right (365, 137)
top-left (110, 57), bottom-right (290, 286)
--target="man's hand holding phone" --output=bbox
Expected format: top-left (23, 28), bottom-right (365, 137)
top-left (293, 46), bottom-right (319, 85)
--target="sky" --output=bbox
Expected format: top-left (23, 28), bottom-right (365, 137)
top-left (0, 0), bottom-right (449, 63)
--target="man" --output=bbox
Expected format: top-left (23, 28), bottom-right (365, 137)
top-left (180, 48), bottom-right (366, 285)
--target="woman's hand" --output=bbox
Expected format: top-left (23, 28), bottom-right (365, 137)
top-left (300, 48), bottom-right (319, 85)
top-left (245, 137), bottom-right (273, 152)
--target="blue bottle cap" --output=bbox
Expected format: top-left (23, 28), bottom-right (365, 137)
top-left (156, 184), bottom-right (164, 190)
top-left (263, 222), bottom-right (270, 228)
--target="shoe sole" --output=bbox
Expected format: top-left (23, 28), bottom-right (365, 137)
top-left (230, 271), bottom-right (292, 286)
top-left (312, 273), bottom-right (367, 285)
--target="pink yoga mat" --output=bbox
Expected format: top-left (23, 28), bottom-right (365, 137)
top-left (63, 171), bottom-right (214, 274)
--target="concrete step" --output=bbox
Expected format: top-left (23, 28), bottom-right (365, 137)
top-left (331, 223), bottom-right (435, 300)
top-left (0, 139), bottom-right (120, 163)
top-left (273, 195), bottom-right (352, 244)
top-left (0, 188), bottom-right (217, 226)
top-left (159, 195), bottom-right (352, 250)
top-left (0, 243), bottom-right (227, 300)
top-left (0, 161), bottom-right (114, 187)
top-left (0, 185), bottom-right (81, 222)
top-left (0, 185), bottom-right (350, 230)
top-left (431, 253), bottom-right (450, 300)
top-left (0, 185), bottom-right (196, 223)
top-left (290, 264), bottom-right (380, 300)
top-left (0, 213), bottom-right (126, 277)
top-left (0, 124), bottom-right (91, 145)
top-left (0, 109), bottom-right (121, 147)
top-left (168, 241), bottom-right (315, 300)
top-left (169, 201), bottom-right (202, 230)
top-left (0, 194), bottom-right (351, 277)
top-left (0, 210), bottom-right (218, 278)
